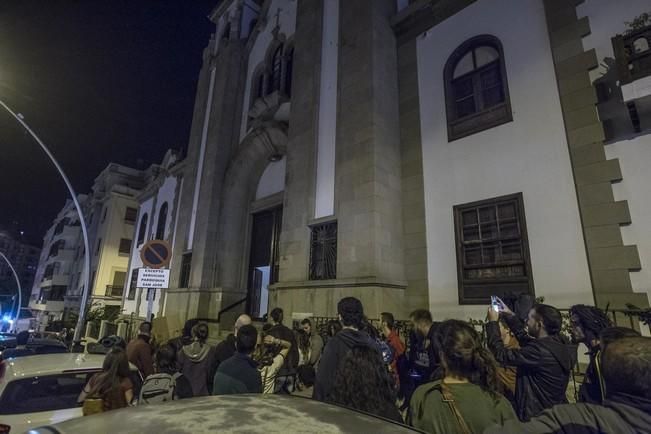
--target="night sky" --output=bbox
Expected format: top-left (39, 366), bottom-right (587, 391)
top-left (0, 0), bottom-right (217, 247)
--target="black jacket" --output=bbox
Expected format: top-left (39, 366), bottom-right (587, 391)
top-left (578, 348), bottom-right (604, 405)
top-left (214, 334), bottom-right (236, 371)
top-left (484, 393), bottom-right (651, 434)
top-left (486, 316), bottom-right (577, 421)
top-left (313, 328), bottom-right (377, 401)
top-left (212, 352), bottom-right (262, 395)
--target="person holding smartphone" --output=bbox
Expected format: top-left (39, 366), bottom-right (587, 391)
top-left (486, 297), bottom-right (577, 421)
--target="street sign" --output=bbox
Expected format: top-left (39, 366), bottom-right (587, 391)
top-left (137, 268), bottom-right (170, 289)
top-left (140, 240), bottom-right (172, 269)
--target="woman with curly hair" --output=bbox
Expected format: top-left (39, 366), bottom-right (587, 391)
top-left (327, 344), bottom-right (402, 422)
top-left (409, 319), bottom-right (515, 434)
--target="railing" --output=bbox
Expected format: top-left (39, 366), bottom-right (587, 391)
top-left (309, 307), bottom-right (650, 354)
top-left (217, 296), bottom-right (248, 322)
top-left (613, 25), bottom-right (651, 85)
top-left (105, 285), bottom-right (124, 297)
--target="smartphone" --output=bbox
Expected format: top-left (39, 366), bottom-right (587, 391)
top-left (491, 295), bottom-right (500, 312)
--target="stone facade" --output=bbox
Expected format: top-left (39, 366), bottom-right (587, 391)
top-left (155, 0), bottom-right (650, 329)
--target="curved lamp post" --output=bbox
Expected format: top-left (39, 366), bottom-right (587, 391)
top-left (0, 251), bottom-right (21, 330)
top-left (0, 99), bottom-right (91, 342)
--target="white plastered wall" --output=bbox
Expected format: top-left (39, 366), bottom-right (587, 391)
top-left (417, 0), bottom-right (593, 320)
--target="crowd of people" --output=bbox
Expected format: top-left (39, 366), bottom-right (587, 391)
top-left (78, 296), bottom-right (650, 434)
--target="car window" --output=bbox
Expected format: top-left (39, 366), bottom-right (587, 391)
top-left (0, 371), bottom-right (98, 414)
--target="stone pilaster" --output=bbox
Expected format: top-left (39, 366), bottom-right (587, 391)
top-left (542, 0), bottom-right (648, 308)
top-left (397, 39), bottom-right (429, 312)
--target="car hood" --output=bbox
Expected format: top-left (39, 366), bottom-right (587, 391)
top-left (30, 395), bottom-right (422, 433)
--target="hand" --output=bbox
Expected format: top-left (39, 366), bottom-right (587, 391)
top-left (495, 297), bottom-right (514, 316)
top-left (487, 306), bottom-right (500, 322)
top-left (264, 335), bottom-right (276, 345)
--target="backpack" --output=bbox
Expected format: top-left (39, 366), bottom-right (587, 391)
top-left (138, 373), bottom-right (182, 405)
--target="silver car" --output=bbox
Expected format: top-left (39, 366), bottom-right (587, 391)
top-left (29, 394), bottom-right (421, 433)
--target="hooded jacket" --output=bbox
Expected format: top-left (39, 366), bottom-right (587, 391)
top-left (484, 393), bottom-right (651, 434)
top-left (313, 328), bottom-right (378, 401)
top-left (178, 340), bottom-right (217, 397)
top-left (486, 316), bottom-right (577, 421)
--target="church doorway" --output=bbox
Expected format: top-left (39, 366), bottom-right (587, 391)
top-left (246, 206), bottom-right (282, 319)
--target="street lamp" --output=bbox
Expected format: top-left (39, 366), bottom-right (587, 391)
top-left (0, 99), bottom-right (91, 343)
top-left (0, 251), bottom-right (22, 330)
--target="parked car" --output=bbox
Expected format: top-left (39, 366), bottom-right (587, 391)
top-left (0, 333), bottom-right (16, 352)
top-left (29, 394), bottom-right (422, 434)
top-left (0, 353), bottom-right (142, 433)
top-left (1, 338), bottom-right (69, 358)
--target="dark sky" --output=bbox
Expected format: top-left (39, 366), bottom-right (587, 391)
top-left (0, 0), bottom-right (217, 247)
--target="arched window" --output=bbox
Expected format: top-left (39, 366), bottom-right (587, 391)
top-left (137, 213), bottom-right (148, 246)
top-left (444, 35), bottom-right (512, 141)
top-left (155, 203), bottom-right (168, 240)
top-left (285, 46), bottom-right (294, 97)
top-left (268, 44), bottom-right (283, 94)
top-left (222, 22), bottom-right (231, 41)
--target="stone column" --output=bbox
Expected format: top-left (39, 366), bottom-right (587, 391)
top-left (272, 0), bottom-right (408, 319)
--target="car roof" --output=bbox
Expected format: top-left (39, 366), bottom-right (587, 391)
top-left (26, 338), bottom-right (67, 347)
top-left (1, 353), bottom-right (106, 381)
top-left (33, 395), bottom-right (421, 433)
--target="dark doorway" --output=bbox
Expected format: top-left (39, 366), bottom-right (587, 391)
top-left (247, 206), bottom-right (282, 318)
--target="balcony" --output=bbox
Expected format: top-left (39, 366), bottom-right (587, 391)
top-left (105, 285), bottom-right (124, 298)
top-left (613, 26), bottom-right (651, 102)
top-left (30, 300), bottom-right (65, 313)
top-left (40, 274), bottom-right (70, 288)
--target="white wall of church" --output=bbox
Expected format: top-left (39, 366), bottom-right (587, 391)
top-left (416, 0), bottom-right (593, 319)
top-left (239, 0), bottom-right (297, 141)
top-left (578, 0), bottom-right (651, 301)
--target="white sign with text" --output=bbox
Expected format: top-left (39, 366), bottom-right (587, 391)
top-left (136, 268), bottom-right (170, 289)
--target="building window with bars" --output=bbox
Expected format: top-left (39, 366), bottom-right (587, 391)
top-left (309, 221), bottom-right (337, 280)
top-left (453, 193), bottom-right (534, 304)
top-left (179, 253), bottom-right (192, 288)
top-left (444, 35), bottom-right (512, 141)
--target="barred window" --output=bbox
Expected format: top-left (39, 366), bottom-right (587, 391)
top-left (454, 193), bottom-right (534, 304)
top-left (309, 221), bottom-right (337, 280)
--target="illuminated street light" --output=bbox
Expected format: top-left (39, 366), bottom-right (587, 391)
top-left (0, 99), bottom-right (91, 343)
top-left (0, 251), bottom-right (21, 330)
